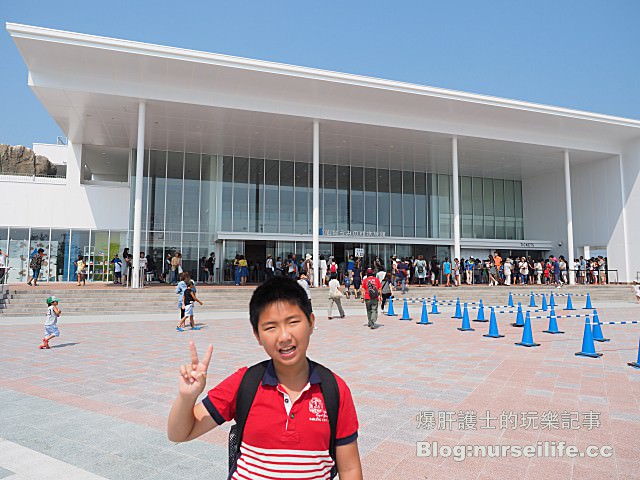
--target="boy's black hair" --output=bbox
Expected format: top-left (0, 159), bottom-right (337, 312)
top-left (249, 277), bottom-right (312, 334)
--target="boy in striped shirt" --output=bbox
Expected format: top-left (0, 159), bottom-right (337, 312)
top-left (168, 276), bottom-right (362, 479)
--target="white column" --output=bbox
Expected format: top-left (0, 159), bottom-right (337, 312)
top-left (312, 120), bottom-right (320, 287)
top-left (564, 150), bottom-right (575, 284)
top-left (618, 155), bottom-right (630, 283)
top-left (451, 137), bottom-right (461, 261)
top-left (132, 101), bottom-right (146, 289)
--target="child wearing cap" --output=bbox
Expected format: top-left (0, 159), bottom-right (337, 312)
top-left (39, 296), bottom-right (61, 349)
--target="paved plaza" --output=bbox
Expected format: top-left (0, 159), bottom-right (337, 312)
top-left (1, 289), bottom-right (639, 479)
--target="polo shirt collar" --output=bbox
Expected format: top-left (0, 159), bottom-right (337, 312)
top-left (262, 359), bottom-right (320, 386)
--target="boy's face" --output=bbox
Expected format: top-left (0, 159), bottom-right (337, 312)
top-left (254, 300), bottom-right (314, 371)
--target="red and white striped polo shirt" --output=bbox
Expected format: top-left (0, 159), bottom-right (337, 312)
top-left (203, 360), bottom-right (359, 479)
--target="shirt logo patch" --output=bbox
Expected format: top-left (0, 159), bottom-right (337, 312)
top-left (308, 396), bottom-right (328, 422)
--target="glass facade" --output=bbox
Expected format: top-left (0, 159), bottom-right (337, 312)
top-left (0, 145), bottom-right (526, 283)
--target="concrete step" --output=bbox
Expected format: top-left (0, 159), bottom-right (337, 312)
top-left (1, 284), bottom-right (635, 316)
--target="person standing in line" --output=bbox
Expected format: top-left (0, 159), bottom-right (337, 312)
top-left (414, 255), bottom-right (427, 286)
top-left (164, 253), bottom-right (172, 284)
top-left (265, 254), bottom-right (274, 281)
top-left (465, 257), bottom-right (473, 285)
top-left (171, 252), bottom-right (181, 285)
top-left (453, 258), bottom-right (461, 287)
top-left (442, 257), bottom-right (452, 287)
top-left (361, 268), bottom-right (381, 329)
top-left (27, 248), bottom-right (46, 286)
top-left (206, 252), bottom-right (215, 284)
top-left (0, 248), bottom-right (7, 284)
top-left (347, 255), bottom-right (355, 283)
top-left (519, 257), bottom-right (529, 286)
top-left (552, 256), bottom-right (561, 288)
top-left (559, 256), bottom-right (568, 285)
top-left (579, 256), bottom-right (587, 285)
top-left (319, 254), bottom-right (328, 287)
top-left (238, 255), bottom-right (249, 286)
top-left (504, 258), bottom-right (513, 286)
top-left (75, 254), bottom-right (86, 287)
top-left (111, 253), bottom-right (122, 284)
top-left (139, 251), bottom-right (147, 288)
top-left (534, 259), bottom-right (543, 285)
top-left (429, 256), bottom-right (440, 287)
top-left (39, 296), bottom-right (61, 349)
top-left (176, 280), bottom-right (203, 332)
top-left (380, 272), bottom-right (393, 312)
top-left (327, 273), bottom-right (346, 319)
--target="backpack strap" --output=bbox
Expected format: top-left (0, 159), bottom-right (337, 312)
top-left (310, 361), bottom-right (340, 479)
top-left (229, 360), bottom-right (269, 472)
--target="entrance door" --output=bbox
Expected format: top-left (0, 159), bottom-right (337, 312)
top-left (245, 241), bottom-right (266, 283)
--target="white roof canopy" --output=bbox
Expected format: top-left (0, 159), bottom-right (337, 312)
top-left (8, 22), bottom-right (640, 178)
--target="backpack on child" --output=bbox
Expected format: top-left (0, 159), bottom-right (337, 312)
top-left (228, 360), bottom-right (340, 478)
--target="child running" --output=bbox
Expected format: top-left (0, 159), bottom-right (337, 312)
top-left (167, 276), bottom-right (362, 479)
top-left (39, 296), bottom-right (61, 349)
top-left (177, 281), bottom-right (203, 331)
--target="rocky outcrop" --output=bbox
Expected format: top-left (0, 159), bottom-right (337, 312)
top-left (0, 144), bottom-right (57, 176)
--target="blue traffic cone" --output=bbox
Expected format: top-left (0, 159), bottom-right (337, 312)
top-left (543, 308), bottom-right (564, 334)
top-left (541, 294), bottom-right (548, 312)
top-left (430, 295), bottom-right (440, 314)
top-left (508, 292), bottom-right (514, 307)
top-left (457, 303), bottom-right (474, 331)
top-left (584, 293), bottom-right (593, 309)
top-left (549, 292), bottom-right (556, 307)
top-left (484, 307), bottom-right (504, 338)
top-left (511, 302), bottom-right (525, 327)
top-left (565, 294), bottom-right (575, 310)
top-left (386, 297), bottom-right (397, 316)
top-left (529, 292), bottom-right (537, 307)
top-left (575, 316), bottom-right (602, 358)
top-left (474, 299), bottom-right (487, 322)
top-left (628, 337), bottom-right (640, 368)
top-left (416, 301), bottom-right (432, 325)
top-left (452, 298), bottom-right (462, 319)
top-left (591, 310), bottom-right (610, 342)
top-left (400, 299), bottom-right (412, 321)
top-left (515, 311), bottom-right (540, 347)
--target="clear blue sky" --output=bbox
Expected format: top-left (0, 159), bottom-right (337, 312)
top-left (2, 0), bottom-right (639, 147)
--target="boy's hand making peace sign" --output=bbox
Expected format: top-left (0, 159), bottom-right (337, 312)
top-left (178, 341), bottom-right (213, 400)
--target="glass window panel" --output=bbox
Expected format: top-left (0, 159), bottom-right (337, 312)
top-left (350, 167), bottom-right (364, 232)
top-left (29, 229), bottom-right (50, 282)
top-left (364, 168), bottom-right (377, 232)
top-left (181, 232), bottom-right (199, 278)
top-left (504, 180), bottom-right (515, 239)
top-left (166, 151), bottom-right (184, 231)
top-left (249, 158), bottom-right (265, 233)
top-left (337, 166), bottom-right (350, 231)
top-left (322, 164), bottom-right (337, 231)
top-left (460, 176), bottom-right (472, 238)
top-left (390, 170), bottom-right (402, 237)
top-left (415, 172), bottom-right (427, 238)
top-left (49, 229), bottom-right (70, 281)
top-left (515, 181), bottom-right (523, 218)
top-left (141, 152), bottom-right (150, 231)
top-left (221, 156), bottom-right (233, 231)
top-left (69, 230), bottom-right (90, 283)
top-left (483, 178), bottom-right (495, 239)
top-left (403, 171), bottom-right (415, 237)
top-left (472, 177), bottom-right (483, 238)
top-left (264, 159), bottom-right (279, 233)
top-left (148, 150), bottom-right (167, 232)
top-left (377, 169), bottom-right (390, 236)
top-left (280, 161), bottom-right (294, 233)
top-left (294, 162), bottom-right (309, 234)
top-left (427, 174), bottom-right (439, 238)
top-left (232, 157), bottom-right (249, 232)
top-left (200, 154), bottom-right (218, 235)
top-left (438, 174), bottom-right (451, 238)
top-left (504, 180), bottom-right (515, 216)
top-left (183, 153), bottom-right (201, 233)
top-left (7, 228), bottom-right (29, 283)
top-left (494, 179), bottom-right (505, 239)
top-left (91, 231), bottom-right (110, 282)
